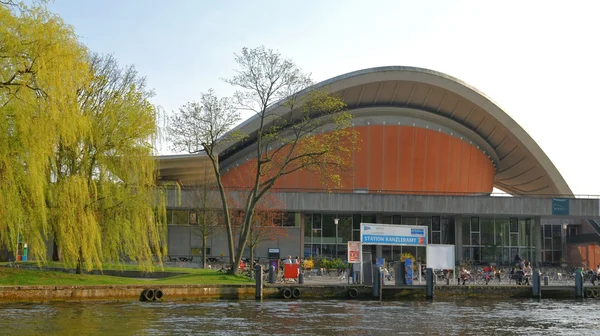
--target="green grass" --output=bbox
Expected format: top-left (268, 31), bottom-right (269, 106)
top-left (0, 265), bottom-right (253, 286)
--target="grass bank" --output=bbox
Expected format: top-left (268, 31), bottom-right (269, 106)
top-left (0, 266), bottom-right (252, 286)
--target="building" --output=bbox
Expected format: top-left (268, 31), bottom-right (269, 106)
top-left (158, 66), bottom-right (600, 267)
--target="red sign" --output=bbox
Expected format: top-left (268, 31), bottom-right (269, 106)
top-left (347, 241), bottom-right (361, 263)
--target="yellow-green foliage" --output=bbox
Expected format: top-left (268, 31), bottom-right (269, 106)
top-left (0, 2), bottom-right (89, 262)
top-left (48, 53), bottom-right (166, 272)
top-left (1, 3), bottom-right (166, 272)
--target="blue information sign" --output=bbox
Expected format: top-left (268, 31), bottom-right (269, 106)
top-left (405, 258), bottom-right (413, 285)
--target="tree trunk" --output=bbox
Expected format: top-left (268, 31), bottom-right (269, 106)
top-left (52, 240), bottom-right (59, 262)
top-left (249, 247), bottom-right (255, 279)
top-left (75, 249), bottom-right (83, 274)
top-left (202, 235), bottom-right (207, 269)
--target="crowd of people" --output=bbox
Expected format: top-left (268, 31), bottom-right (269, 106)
top-left (458, 253), bottom-right (535, 285)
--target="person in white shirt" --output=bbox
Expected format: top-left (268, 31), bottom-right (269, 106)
top-left (283, 256), bottom-right (293, 264)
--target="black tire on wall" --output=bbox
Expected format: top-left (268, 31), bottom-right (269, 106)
top-left (281, 288), bottom-right (292, 299)
top-left (292, 288), bottom-right (301, 299)
top-left (144, 289), bottom-right (155, 301)
top-left (140, 289), bottom-right (149, 302)
top-left (348, 288), bottom-right (358, 299)
top-left (154, 289), bottom-right (164, 301)
top-left (585, 288), bottom-right (594, 299)
top-left (593, 289), bottom-right (599, 298)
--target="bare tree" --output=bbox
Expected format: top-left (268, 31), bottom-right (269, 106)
top-left (168, 46), bottom-right (358, 273)
top-left (189, 170), bottom-right (221, 268)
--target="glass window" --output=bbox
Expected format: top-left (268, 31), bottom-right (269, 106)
top-left (338, 215), bottom-right (352, 243)
top-left (352, 231), bottom-right (360, 242)
top-left (543, 251), bottom-right (553, 263)
top-left (322, 214), bottom-right (336, 239)
top-left (352, 214), bottom-right (361, 230)
top-left (312, 214), bottom-right (322, 229)
top-left (544, 238), bottom-right (552, 251)
top-left (552, 251), bottom-right (562, 263)
top-left (441, 216), bottom-right (455, 245)
top-left (362, 214), bottom-right (376, 223)
top-left (166, 210), bottom-right (174, 224)
top-left (282, 213), bottom-right (295, 227)
top-left (432, 217), bottom-right (441, 231)
top-left (552, 225), bottom-right (561, 250)
top-left (472, 247), bottom-right (481, 262)
top-left (471, 233), bottom-right (480, 245)
top-left (172, 210), bottom-right (189, 225)
top-left (189, 211), bottom-right (197, 225)
top-left (495, 218), bottom-right (509, 246)
top-left (544, 225), bottom-right (552, 238)
top-left (471, 217), bottom-right (480, 232)
top-left (463, 248), bottom-right (471, 261)
top-left (510, 218), bottom-right (519, 233)
top-left (480, 218), bottom-right (494, 246)
top-left (403, 216), bottom-right (417, 226)
top-left (417, 217), bottom-right (432, 227)
top-left (432, 232), bottom-right (441, 244)
top-left (382, 215), bottom-right (392, 224)
top-left (510, 233), bottom-right (519, 246)
top-left (304, 214), bottom-right (312, 239)
top-left (393, 215), bottom-right (402, 224)
top-left (462, 218), bottom-right (470, 246)
top-left (312, 229), bottom-right (322, 244)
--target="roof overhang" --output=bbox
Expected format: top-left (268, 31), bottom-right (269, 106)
top-left (219, 66), bottom-right (572, 196)
top-left (155, 153), bottom-right (215, 187)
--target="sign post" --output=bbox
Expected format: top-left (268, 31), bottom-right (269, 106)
top-left (347, 241), bottom-right (362, 284)
top-left (360, 223), bottom-right (428, 286)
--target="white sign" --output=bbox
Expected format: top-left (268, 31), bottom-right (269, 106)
top-left (360, 223), bottom-right (428, 246)
top-left (426, 245), bottom-right (455, 270)
top-left (347, 241), bottom-right (361, 263)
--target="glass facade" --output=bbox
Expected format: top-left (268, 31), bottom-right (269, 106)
top-left (302, 213), bottom-right (570, 265)
top-left (462, 217), bottom-right (537, 265)
top-left (303, 213), bottom-right (455, 262)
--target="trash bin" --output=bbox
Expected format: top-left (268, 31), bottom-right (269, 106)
top-left (22, 243), bottom-right (28, 262)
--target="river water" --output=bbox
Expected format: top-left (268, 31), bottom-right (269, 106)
top-left (1, 299), bottom-right (599, 335)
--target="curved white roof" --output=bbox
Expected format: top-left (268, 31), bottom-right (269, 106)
top-left (220, 66), bottom-right (572, 196)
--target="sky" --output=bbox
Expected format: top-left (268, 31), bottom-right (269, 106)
top-left (47, 0), bottom-right (600, 195)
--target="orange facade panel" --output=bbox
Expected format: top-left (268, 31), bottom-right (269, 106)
top-left (424, 130), bottom-right (440, 192)
top-left (382, 126), bottom-right (399, 190)
top-left (221, 126), bottom-right (495, 194)
top-left (368, 125), bottom-right (384, 191)
top-left (398, 126), bottom-right (413, 191)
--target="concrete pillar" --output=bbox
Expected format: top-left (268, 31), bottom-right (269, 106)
top-left (455, 215), bottom-right (463, 263)
top-left (534, 216), bottom-right (542, 266)
top-left (299, 213), bottom-right (305, 259)
top-left (375, 214), bottom-right (383, 260)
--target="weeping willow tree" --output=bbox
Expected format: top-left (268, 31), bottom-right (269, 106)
top-left (0, 1), bottom-right (90, 263)
top-left (1, 2), bottom-right (166, 271)
top-left (49, 53), bottom-right (166, 273)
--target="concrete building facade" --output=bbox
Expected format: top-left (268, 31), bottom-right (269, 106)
top-left (158, 67), bottom-right (600, 267)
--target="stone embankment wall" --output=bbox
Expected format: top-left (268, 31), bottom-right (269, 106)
top-left (0, 284), bottom-right (582, 303)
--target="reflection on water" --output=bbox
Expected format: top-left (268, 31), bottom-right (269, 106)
top-left (0, 299), bottom-right (599, 335)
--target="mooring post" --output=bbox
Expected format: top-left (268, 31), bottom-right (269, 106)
top-left (426, 268), bottom-right (434, 299)
top-left (372, 266), bottom-right (380, 298)
top-left (575, 271), bottom-right (584, 298)
top-left (532, 270), bottom-right (541, 298)
top-left (298, 272), bottom-right (304, 285)
top-left (380, 267), bottom-right (384, 302)
top-left (255, 265), bottom-right (263, 300)
top-left (268, 265), bottom-right (276, 284)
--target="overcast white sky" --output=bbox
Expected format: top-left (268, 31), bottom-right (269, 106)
top-left (49, 0), bottom-right (600, 195)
